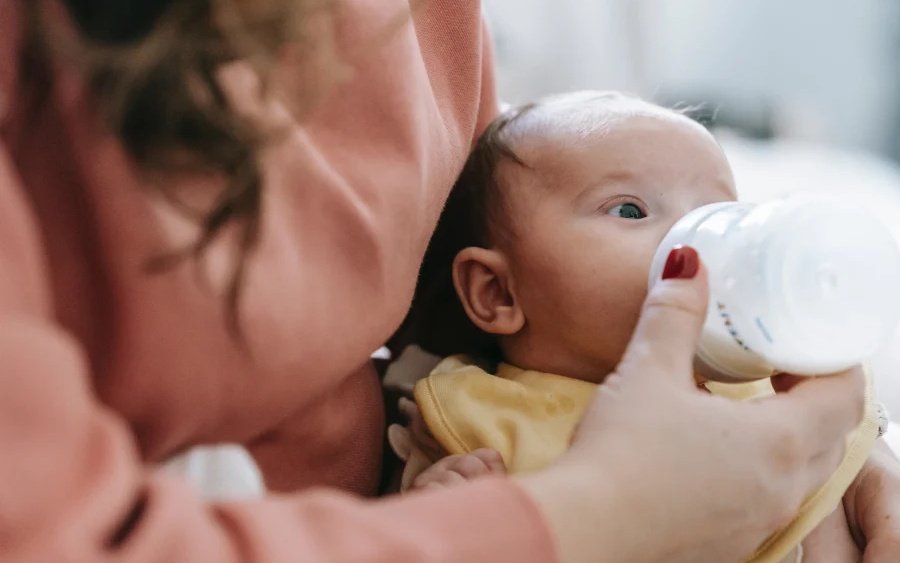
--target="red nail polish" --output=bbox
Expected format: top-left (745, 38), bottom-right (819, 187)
top-left (661, 245), bottom-right (700, 280)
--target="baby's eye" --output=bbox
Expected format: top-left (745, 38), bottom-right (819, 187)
top-left (607, 202), bottom-right (647, 219)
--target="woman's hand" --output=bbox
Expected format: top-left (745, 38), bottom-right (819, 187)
top-left (844, 440), bottom-right (900, 561)
top-left (517, 248), bottom-right (866, 563)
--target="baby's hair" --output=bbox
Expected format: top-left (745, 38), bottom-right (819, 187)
top-left (389, 108), bottom-right (532, 359)
top-left (397, 91), bottom-right (696, 358)
top-left (452, 102), bottom-right (536, 247)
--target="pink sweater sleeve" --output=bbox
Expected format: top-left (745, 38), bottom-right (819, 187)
top-left (0, 141), bottom-right (556, 562)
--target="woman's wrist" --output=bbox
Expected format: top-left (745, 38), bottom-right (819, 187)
top-left (516, 463), bottom-right (624, 563)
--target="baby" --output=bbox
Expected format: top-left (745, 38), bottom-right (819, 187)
top-left (390, 92), bottom-right (877, 563)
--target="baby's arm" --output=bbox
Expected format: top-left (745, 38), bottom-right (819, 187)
top-left (800, 503), bottom-right (861, 562)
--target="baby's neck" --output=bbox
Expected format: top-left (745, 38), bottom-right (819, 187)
top-left (500, 341), bottom-right (613, 385)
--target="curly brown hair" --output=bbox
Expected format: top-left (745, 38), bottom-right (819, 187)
top-left (20, 0), bottom-right (337, 334)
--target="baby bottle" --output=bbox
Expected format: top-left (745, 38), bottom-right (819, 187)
top-left (648, 195), bottom-right (900, 383)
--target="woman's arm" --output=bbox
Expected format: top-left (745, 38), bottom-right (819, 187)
top-left (0, 140), bottom-right (557, 563)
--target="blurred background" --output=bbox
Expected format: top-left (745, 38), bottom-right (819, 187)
top-left (484, 0), bottom-right (900, 157)
top-left (484, 0), bottom-right (900, 424)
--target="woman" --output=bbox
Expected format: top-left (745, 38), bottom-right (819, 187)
top-left (0, 0), bottom-right (896, 561)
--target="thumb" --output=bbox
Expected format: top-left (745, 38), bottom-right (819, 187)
top-left (616, 246), bottom-right (709, 387)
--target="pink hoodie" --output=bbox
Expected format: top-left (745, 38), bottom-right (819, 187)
top-left (0, 0), bottom-right (557, 560)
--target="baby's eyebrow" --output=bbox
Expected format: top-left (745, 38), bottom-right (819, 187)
top-left (589, 170), bottom-right (637, 186)
top-left (572, 170), bottom-right (638, 199)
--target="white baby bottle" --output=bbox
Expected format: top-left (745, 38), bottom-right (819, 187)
top-left (648, 195), bottom-right (900, 382)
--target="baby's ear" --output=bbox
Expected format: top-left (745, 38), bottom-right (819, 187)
top-left (452, 247), bottom-right (525, 336)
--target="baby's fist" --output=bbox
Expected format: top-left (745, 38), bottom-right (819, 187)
top-left (410, 449), bottom-right (506, 491)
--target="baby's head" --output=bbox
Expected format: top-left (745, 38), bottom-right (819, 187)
top-left (425, 91), bottom-right (737, 382)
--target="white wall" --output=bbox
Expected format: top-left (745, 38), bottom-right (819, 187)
top-left (484, 0), bottom-right (900, 157)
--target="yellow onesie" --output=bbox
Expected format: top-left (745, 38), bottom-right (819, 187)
top-left (414, 355), bottom-right (879, 563)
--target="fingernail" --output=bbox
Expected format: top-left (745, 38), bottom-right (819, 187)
top-left (661, 245), bottom-right (699, 280)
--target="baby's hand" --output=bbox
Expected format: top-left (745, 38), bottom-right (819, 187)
top-left (410, 449), bottom-right (506, 491)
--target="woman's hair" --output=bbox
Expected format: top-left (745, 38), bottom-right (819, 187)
top-left (20, 0), bottom-right (333, 333)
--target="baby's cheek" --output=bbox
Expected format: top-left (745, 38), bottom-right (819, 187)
top-left (519, 240), bottom-right (651, 359)
top-left (569, 284), bottom-right (647, 365)
top-left (607, 291), bottom-right (647, 351)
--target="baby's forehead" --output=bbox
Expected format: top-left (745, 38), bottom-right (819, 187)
top-left (497, 97), bottom-right (682, 188)
top-left (492, 95), bottom-right (732, 204)
top-left (507, 94), bottom-right (695, 159)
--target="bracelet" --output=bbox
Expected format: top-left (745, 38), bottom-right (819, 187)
top-left (876, 402), bottom-right (890, 439)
